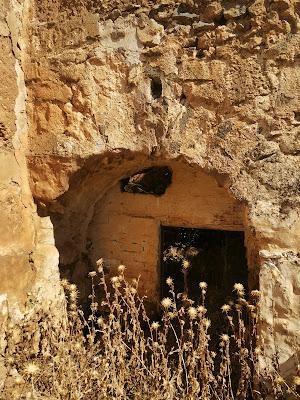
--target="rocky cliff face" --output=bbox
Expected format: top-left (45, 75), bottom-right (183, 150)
top-left (0, 0), bottom-right (62, 317)
top-left (1, 0), bottom-right (300, 376)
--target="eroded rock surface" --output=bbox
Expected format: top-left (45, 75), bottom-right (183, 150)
top-left (1, 0), bottom-right (300, 376)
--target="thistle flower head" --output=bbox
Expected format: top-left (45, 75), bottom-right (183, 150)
top-left (151, 321), bottom-right (160, 330)
top-left (197, 305), bottom-right (207, 314)
top-left (182, 260), bottom-right (190, 270)
top-left (166, 277), bottom-right (173, 286)
top-left (204, 318), bottom-right (211, 329)
top-left (74, 342), bottom-right (82, 350)
top-left (118, 264), bottom-right (126, 273)
top-left (251, 290), bottom-right (260, 298)
top-left (24, 362), bottom-right (40, 375)
top-left (88, 271), bottom-right (97, 278)
top-left (199, 282), bottom-right (208, 290)
top-left (6, 356), bottom-right (14, 364)
top-left (188, 307), bottom-right (197, 319)
top-left (294, 376), bottom-right (300, 386)
top-left (15, 376), bottom-right (24, 385)
top-left (130, 287), bottom-right (137, 295)
top-left (111, 276), bottom-right (120, 287)
top-left (275, 376), bottom-right (284, 385)
top-left (186, 246), bottom-right (199, 257)
top-left (69, 290), bottom-right (79, 301)
top-left (90, 302), bottom-right (98, 312)
top-left (233, 283), bottom-right (245, 295)
top-left (221, 304), bottom-right (231, 313)
top-left (220, 334), bottom-right (230, 342)
top-left (61, 279), bottom-right (69, 288)
top-left (132, 278), bottom-right (138, 287)
top-left (161, 297), bottom-right (172, 309)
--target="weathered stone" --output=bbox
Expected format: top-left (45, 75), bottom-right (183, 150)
top-left (204, 1), bottom-right (223, 22)
top-left (32, 81), bottom-right (72, 102)
top-left (0, 19), bottom-right (9, 36)
top-left (1, 0), bottom-right (300, 387)
top-left (83, 12), bottom-right (100, 37)
top-left (197, 31), bottom-right (214, 49)
top-left (137, 18), bottom-right (164, 46)
top-left (179, 59), bottom-right (225, 81)
top-left (182, 81), bottom-right (225, 105)
top-left (223, 2), bottom-right (247, 19)
top-left (0, 0), bottom-right (63, 328)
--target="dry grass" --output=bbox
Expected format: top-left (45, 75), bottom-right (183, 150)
top-left (2, 260), bottom-right (300, 399)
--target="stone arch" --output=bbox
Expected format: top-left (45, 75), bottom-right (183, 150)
top-left (88, 160), bottom-right (250, 310)
top-left (40, 151), bottom-right (257, 309)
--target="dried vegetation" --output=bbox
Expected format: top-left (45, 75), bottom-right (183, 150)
top-left (2, 260), bottom-right (300, 399)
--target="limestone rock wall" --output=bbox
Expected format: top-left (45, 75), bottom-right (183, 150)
top-left (0, 0), bottom-right (62, 320)
top-left (0, 0), bottom-right (300, 376)
top-left (0, 0), bottom-right (65, 386)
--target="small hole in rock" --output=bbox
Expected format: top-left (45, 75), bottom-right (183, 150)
top-left (120, 166), bottom-right (172, 196)
top-left (196, 49), bottom-right (205, 59)
top-left (177, 3), bottom-right (190, 13)
top-left (294, 112), bottom-right (300, 121)
top-left (214, 13), bottom-right (227, 26)
top-left (180, 93), bottom-right (187, 105)
top-left (151, 77), bottom-right (163, 99)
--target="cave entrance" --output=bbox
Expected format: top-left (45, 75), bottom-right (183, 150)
top-left (85, 161), bottom-right (247, 312)
top-left (160, 226), bottom-right (248, 324)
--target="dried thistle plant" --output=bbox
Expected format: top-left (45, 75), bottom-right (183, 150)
top-left (1, 264), bottom-right (299, 400)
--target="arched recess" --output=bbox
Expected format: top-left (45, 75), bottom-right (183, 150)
top-left (44, 151), bottom-right (257, 310)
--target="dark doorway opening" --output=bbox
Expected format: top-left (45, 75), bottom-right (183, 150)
top-left (160, 226), bottom-right (248, 330)
top-left (161, 225), bottom-right (252, 398)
